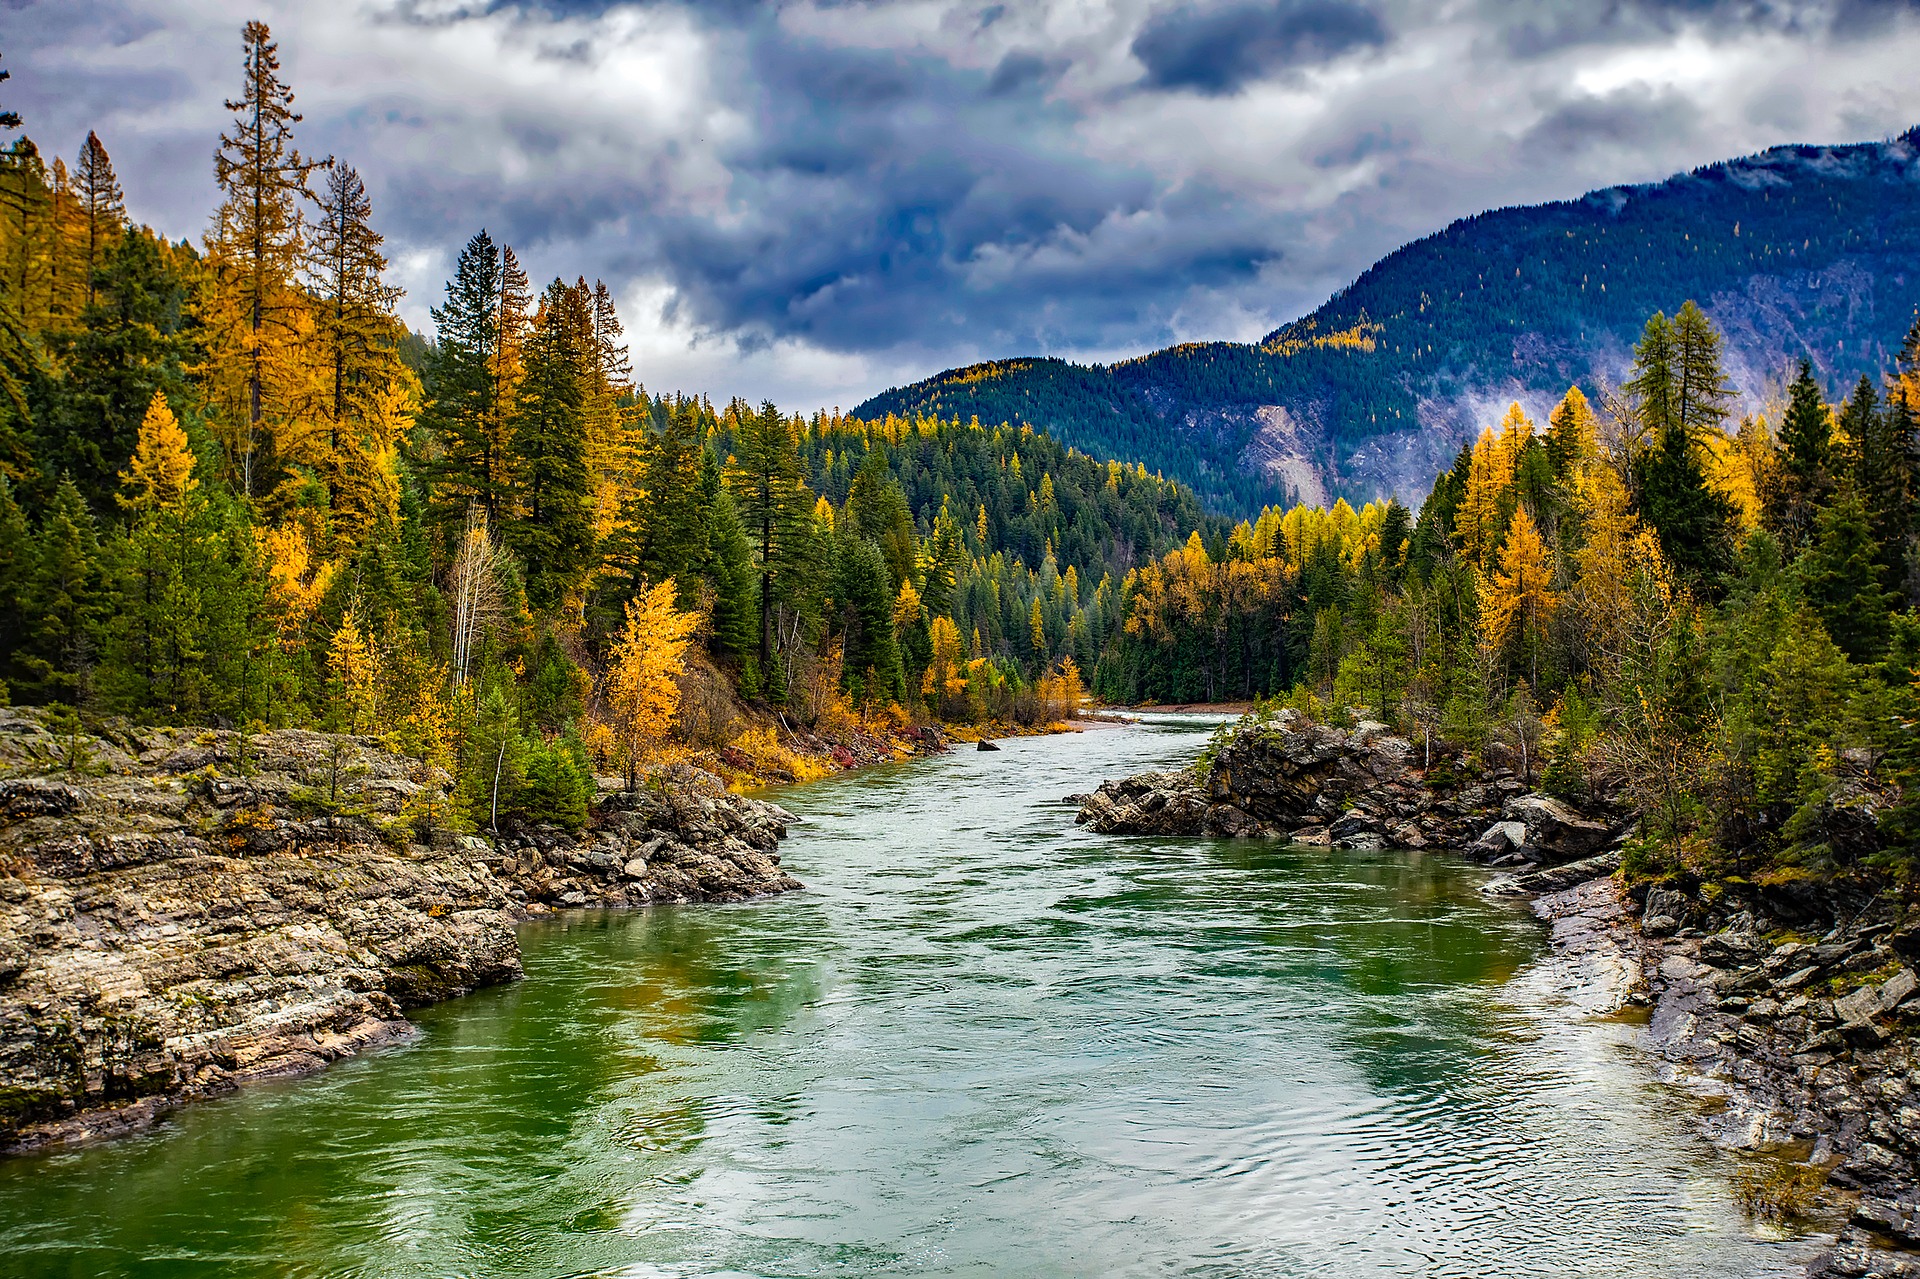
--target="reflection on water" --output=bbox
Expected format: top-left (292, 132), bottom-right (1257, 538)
top-left (0, 717), bottom-right (1813, 1277)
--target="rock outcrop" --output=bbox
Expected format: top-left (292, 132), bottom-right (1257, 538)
top-left (1074, 708), bottom-right (1614, 859)
top-left (0, 710), bottom-right (800, 1153)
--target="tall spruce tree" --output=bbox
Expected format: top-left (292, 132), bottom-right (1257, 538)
top-left (725, 399), bottom-right (813, 670)
top-left (1625, 305), bottom-right (1736, 587)
top-left (73, 131), bottom-right (123, 310)
top-left (505, 278), bottom-right (593, 610)
top-left (420, 230), bottom-right (505, 521)
top-left (1800, 481), bottom-right (1893, 662)
top-left (1770, 359), bottom-right (1833, 545)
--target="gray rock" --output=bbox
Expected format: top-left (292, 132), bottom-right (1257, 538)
top-left (1469, 821), bottom-right (1530, 858)
top-left (1881, 968), bottom-right (1919, 1013)
top-left (1500, 793), bottom-right (1615, 863)
top-left (1837, 986), bottom-right (1884, 1026)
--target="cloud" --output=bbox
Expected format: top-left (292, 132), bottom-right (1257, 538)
top-left (7, 0), bottom-right (1920, 411)
top-left (1131, 0), bottom-right (1389, 94)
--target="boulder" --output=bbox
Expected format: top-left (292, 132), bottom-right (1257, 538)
top-left (1500, 793), bottom-right (1615, 864)
top-left (1469, 821), bottom-right (1529, 859)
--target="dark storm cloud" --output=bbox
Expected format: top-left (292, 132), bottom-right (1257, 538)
top-left (1131, 0), bottom-right (1389, 93)
top-left (1520, 88), bottom-right (1697, 162)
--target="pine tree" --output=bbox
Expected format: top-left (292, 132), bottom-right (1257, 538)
top-left (837, 535), bottom-right (904, 705)
top-left (1625, 307), bottom-right (1736, 588)
top-left (1669, 300), bottom-right (1735, 442)
top-left (205, 20), bottom-right (330, 498)
top-left (0, 478), bottom-right (28, 694)
top-left (73, 131), bottom-right (123, 310)
top-left (506, 278), bottom-right (593, 610)
top-left (51, 230), bottom-right (189, 512)
top-left (119, 391), bottom-right (197, 512)
top-left (1855, 385), bottom-right (1914, 596)
top-left (17, 478), bottom-right (104, 704)
top-left (307, 164), bottom-right (401, 452)
top-left (846, 444), bottom-right (916, 588)
top-left (725, 400), bottom-right (813, 669)
top-left (420, 230), bottom-right (506, 520)
top-left (1800, 482), bottom-right (1893, 662)
top-left (1769, 359), bottom-right (1833, 545)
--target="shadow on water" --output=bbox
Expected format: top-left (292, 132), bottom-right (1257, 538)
top-left (0, 718), bottom-right (1821, 1278)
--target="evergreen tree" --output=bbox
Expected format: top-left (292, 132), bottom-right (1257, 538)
top-left (306, 163), bottom-right (401, 468)
top-left (1800, 482), bottom-right (1893, 662)
top-left (420, 230), bottom-right (506, 521)
top-left (17, 477), bottom-right (103, 703)
top-left (73, 131), bottom-right (123, 310)
top-left (725, 400), bottom-right (813, 669)
top-left (1855, 384), bottom-right (1915, 596)
top-left (505, 278), bottom-right (593, 610)
top-left (51, 231), bottom-right (188, 512)
top-left (1635, 421), bottom-right (1735, 587)
top-left (846, 445), bottom-right (916, 588)
top-left (1769, 359), bottom-right (1833, 545)
top-left (838, 535), bottom-right (904, 705)
top-left (698, 453), bottom-right (756, 660)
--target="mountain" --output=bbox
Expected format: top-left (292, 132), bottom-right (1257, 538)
top-left (855, 130), bottom-right (1920, 515)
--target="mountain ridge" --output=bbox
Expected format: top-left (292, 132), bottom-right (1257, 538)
top-left (855, 129), bottom-right (1920, 516)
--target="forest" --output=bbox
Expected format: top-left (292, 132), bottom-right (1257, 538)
top-left (1105, 298), bottom-right (1920, 883)
top-left (0, 26), bottom-right (1214, 831)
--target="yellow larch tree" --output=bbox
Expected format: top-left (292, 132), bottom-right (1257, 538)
top-left (602, 579), bottom-right (701, 790)
top-left (119, 391), bottom-right (198, 511)
top-left (1484, 506), bottom-right (1557, 674)
top-left (327, 608), bottom-right (381, 734)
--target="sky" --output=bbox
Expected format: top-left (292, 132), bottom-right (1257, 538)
top-left (13, 0), bottom-right (1920, 411)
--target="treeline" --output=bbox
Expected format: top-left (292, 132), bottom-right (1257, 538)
top-left (1111, 297), bottom-right (1920, 882)
top-left (0, 26), bottom-right (1215, 826)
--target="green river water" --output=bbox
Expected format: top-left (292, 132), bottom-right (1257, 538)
top-left (0, 716), bottom-right (1816, 1277)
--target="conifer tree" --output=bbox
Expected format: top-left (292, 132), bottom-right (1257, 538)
top-left (1545, 387), bottom-right (1597, 480)
top-left (73, 131), bottom-right (123, 310)
top-left (506, 278), bottom-right (593, 609)
top-left (18, 478), bottom-right (103, 703)
top-left (421, 230), bottom-right (506, 520)
top-left (1855, 385), bottom-right (1914, 596)
top-left (307, 164), bottom-right (400, 444)
top-left (206, 20), bottom-right (329, 497)
top-left (1625, 307), bottom-right (1736, 587)
top-left (1769, 359), bottom-right (1833, 545)
top-left (725, 400), bottom-right (813, 669)
top-left (52, 230), bottom-right (189, 512)
top-left (1800, 482), bottom-right (1893, 662)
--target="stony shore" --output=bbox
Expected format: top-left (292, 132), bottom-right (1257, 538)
top-left (1075, 707), bottom-right (1920, 1276)
top-left (0, 707), bottom-right (880, 1154)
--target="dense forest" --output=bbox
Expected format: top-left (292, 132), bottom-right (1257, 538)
top-left (859, 132), bottom-right (1920, 512)
top-left (0, 25), bottom-right (1215, 827)
top-left (1105, 297), bottom-right (1920, 883)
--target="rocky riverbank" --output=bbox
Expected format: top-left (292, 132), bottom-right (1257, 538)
top-left (0, 708), bottom-right (827, 1154)
top-left (1075, 707), bottom-right (1920, 1276)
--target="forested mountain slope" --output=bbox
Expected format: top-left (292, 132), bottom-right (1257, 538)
top-left (856, 130), bottom-right (1920, 514)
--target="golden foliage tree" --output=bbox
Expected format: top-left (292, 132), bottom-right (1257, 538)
top-left (603, 579), bottom-right (700, 789)
top-left (1484, 505), bottom-right (1557, 676)
top-left (119, 391), bottom-right (197, 511)
top-left (203, 20), bottom-right (329, 499)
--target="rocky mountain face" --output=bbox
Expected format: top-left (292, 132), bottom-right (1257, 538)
top-left (0, 710), bottom-right (803, 1153)
top-left (860, 132), bottom-right (1920, 515)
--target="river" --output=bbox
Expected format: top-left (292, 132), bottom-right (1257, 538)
top-left (0, 716), bottom-right (1816, 1277)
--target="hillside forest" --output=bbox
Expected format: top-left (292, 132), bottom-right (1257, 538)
top-left (0, 26), bottom-right (1218, 830)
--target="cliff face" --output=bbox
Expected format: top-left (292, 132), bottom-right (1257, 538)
top-left (0, 710), bottom-right (800, 1152)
